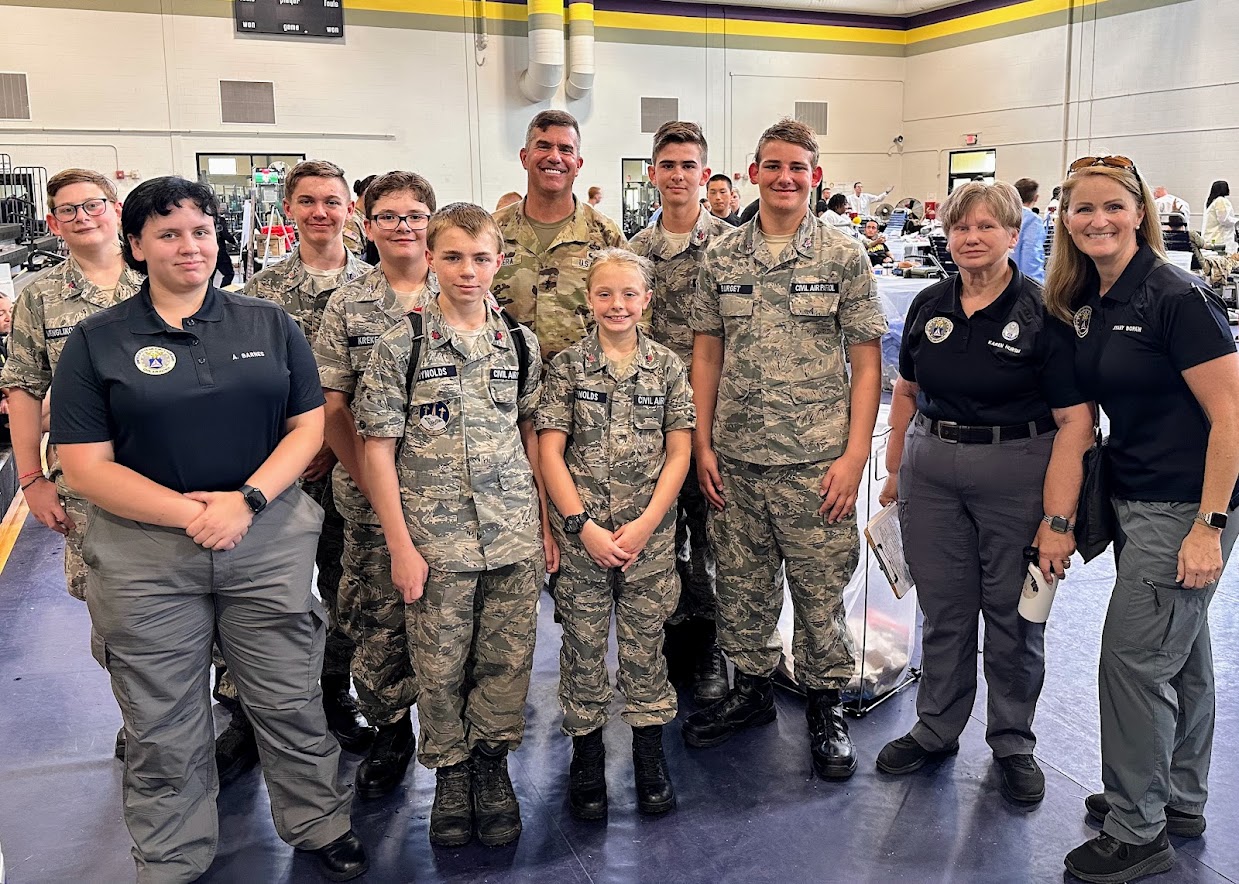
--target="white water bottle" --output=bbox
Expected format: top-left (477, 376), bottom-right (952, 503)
top-left (1018, 560), bottom-right (1058, 623)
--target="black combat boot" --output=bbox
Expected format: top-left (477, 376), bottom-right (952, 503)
top-left (568, 729), bottom-right (608, 820)
top-left (693, 644), bottom-right (729, 705)
top-left (215, 710), bottom-right (260, 785)
top-left (806, 688), bottom-right (856, 779)
top-left (471, 742), bottom-right (522, 847)
top-left (355, 713), bottom-right (416, 799)
top-left (632, 725), bottom-right (676, 815)
top-left (321, 675), bottom-right (376, 754)
top-left (303, 829), bottom-right (369, 882)
top-left (115, 726), bottom-right (126, 761)
top-left (429, 761), bottom-right (473, 846)
top-left (681, 670), bottom-right (777, 748)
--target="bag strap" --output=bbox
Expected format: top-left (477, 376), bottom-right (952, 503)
top-left (402, 311), bottom-right (426, 401)
top-left (499, 308), bottom-right (532, 398)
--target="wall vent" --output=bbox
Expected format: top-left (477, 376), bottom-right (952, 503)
top-left (640, 97), bottom-right (679, 134)
top-left (0, 73), bottom-right (31, 121)
top-left (795, 101), bottom-right (828, 137)
top-left (220, 80), bottom-right (276, 125)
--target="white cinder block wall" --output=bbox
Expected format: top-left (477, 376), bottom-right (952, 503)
top-left (0, 1), bottom-right (1233, 225)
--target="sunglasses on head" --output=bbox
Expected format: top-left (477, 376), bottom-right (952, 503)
top-left (1068, 155), bottom-right (1142, 183)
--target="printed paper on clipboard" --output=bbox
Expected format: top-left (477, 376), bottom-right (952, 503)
top-left (864, 503), bottom-right (914, 598)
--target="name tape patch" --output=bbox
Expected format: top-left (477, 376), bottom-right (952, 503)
top-left (417, 365), bottom-right (458, 382)
top-left (790, 282), bottom-right (840, 294)
top-left (45, 326), bottom-right (75, 340)
top-left (717, 283), bottom-right (754, 295)
top-left (347, 334), bottom-right (379, 348)
top-left (575, 389), bottom-right (608, 404)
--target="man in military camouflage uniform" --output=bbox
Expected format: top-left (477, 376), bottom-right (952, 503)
top-left (355, 203), bottom-right (544, 849)
top-left (491, 109), bottom-right (628, 364)
top-left (683, 119), bottom-right (887, 781)
top-left (1, 168), bottom-right (143, 759)
top-left (246, 160), bottom-right (374, 760)
top-left (537, 249), bottom-right (696, 819)
top-left (314, 170), bottom-right (436, 798)
top-left (630, 121), bottom-right (733, 706)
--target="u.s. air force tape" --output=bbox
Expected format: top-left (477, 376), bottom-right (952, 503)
top-left (491, 368), bottom-right (519, 381)
top-left (417, 365), bottom-right (458, 382)
top-left (635, 394), bottom-right (665, 407)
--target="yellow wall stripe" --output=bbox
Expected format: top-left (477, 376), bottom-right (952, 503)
top-left (0, 494), bottom-right (30, 579)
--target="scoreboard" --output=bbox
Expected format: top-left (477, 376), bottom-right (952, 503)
top-left (234, 0), bottom-right (344, 39)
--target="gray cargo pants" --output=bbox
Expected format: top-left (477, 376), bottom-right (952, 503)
top-left (1099, 499), bottom-right (1237, 845)
top-left (899, 418), bottom-right (1053, 757)
top-left (83, 488), bottom-right (353, 883)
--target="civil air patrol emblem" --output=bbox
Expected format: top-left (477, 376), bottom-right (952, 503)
top-left (1073, 306), bottom-right (1092, 339)
top-left (925, 317), bottom-right (954, 344)
top-left (418, 402), bottom-right (450, 435)
top-left (134, 346), bottom-right (176, 375)
top-left (1002, 321), bottom-right (1020, 341)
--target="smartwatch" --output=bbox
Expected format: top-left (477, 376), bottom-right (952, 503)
top-left (563, 512), bottom-right (590, 535)
top-left (1042, 514), bottom-right (1074, 534)
top-left (1195, 511), bottom-right (1228, 531)
top-left (240, 484), bottom-right (268, 515)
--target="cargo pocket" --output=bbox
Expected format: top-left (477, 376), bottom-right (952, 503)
top-left (789, 290), bottom-right (840, 319)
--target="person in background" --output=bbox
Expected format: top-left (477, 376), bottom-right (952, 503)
top-left (51, 175), bottom-right (366, 883)
top-left (213, 213), bottom-right (237, 287)
top-left (862, 219), bottom-right (892, 266)
top-left (1153, 186), bottom-right (1190, 224)
top-left (1013, 177), bottom-right (1046, 284)
top-left (343, 175), bottom-right (374, 262)
top-left (0, 294), bottom-right (10, 444)
top-left (1047, 155), bottom-right (1239, 884)
top-left (496, 191), bottom-right (523, 211)
top-left (823, 193), bottom-right (856, 237)
top-left (1201, 180), bottom-right (1236, 248)
top-left (706, 175), bottom-right (740, 226)
top-left (847, 181), bottom-right (893, 216)
top-left (877, 180), bottom-right (1091, 808)
top-left (588, 186), bottom-right (603, 207)
top-left (1166, 212), bottom-right (1207, 270)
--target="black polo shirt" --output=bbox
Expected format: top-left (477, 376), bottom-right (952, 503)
top-left (899, 261), bottom-right (1084, 424)
top-left (50, 283), bottom-right (324, 494)
top-left (1071, 244), bottom-right (1238, 506)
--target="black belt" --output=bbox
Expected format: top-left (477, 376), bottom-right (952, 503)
top-left (914, 412), bottom-right (1057, 444)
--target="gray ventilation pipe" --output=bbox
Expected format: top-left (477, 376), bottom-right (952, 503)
top-left (519, 0), bottom-right (565, 103)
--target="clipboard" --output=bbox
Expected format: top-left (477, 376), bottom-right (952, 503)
top-left (864, 503), bottom-right (914, 598)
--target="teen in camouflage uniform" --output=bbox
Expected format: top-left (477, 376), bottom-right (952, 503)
top-left (629, 121), bottom-right (733, 705)
top-left (683, 120), bottom-right (887, 782)
top-left (313, 170), bottom-right (436, 798)
top-left (491, 109), bottom-right (627, 365)
top-left (538, 249), bottom-right (694, 821)
top-left (1, 169), bottom-right (143, 761)
top-left (356, 203), bottom-right (548, 849)
top-left (246, 159), bottom-right (374, 756)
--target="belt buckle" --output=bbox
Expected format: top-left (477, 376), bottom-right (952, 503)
top-left (936, 420), bottom-right (960, 443)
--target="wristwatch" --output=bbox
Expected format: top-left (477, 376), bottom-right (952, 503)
top-left (1195, 511), bottom-right (1228, 531)
top-left (1043, 514), bottom-right (1074, 534)
top-left (240, 484), bottom-right (268, 515)
top-left (563, 512), bottom-right (591, 535)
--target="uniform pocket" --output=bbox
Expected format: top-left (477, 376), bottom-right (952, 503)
top-left (789, 291), bottom-right (840, 318)
top-left (720, 294), bottom-right (754, 317)
top-left (633, 389), bottom-right (666, 431)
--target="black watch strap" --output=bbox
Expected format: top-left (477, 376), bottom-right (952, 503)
top-left (563, 512), bottom-right (590, 535)
top-left (240, 484), bottom-right (268, 514)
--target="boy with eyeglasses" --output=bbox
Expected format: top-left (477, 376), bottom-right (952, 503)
top-left (0, 168), bottom-right (144, 758)
top-left (314, 170), bottom-right (437, 799)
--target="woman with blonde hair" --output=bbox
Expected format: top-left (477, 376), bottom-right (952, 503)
top-left (1046, 156), bottom-right (1239, 884)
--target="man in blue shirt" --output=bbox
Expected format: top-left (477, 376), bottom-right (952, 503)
top-left (1013, 178), bottom-right (1046, 283)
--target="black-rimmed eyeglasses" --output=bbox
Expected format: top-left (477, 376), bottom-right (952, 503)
top-left (51, 198), bottom-right (113, 222)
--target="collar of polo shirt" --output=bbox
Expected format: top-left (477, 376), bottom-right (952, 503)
top-left (130, 283), bottom-right (226, 335)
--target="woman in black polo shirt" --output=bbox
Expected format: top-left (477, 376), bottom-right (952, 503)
top-left (1045, 157), bottom-right (1239, 884)
top-left (49, 177), bottom-right (367, 882)
top-left (876, 181), bottom-right (1093, 803)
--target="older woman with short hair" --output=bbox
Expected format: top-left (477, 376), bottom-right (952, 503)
top-left (1047, 156), bottom-right (1239, 884)
top-left (876, 181), bottom-right (1093, 804)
